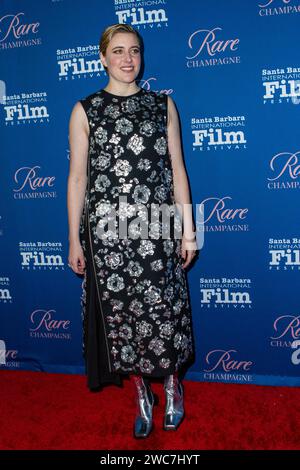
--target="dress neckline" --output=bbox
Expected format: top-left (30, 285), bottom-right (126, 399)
top-left (101, 87), bottom-right (143, 98)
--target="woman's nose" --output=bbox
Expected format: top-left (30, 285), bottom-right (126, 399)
top-left (124, 52), bottom-right (133, 62)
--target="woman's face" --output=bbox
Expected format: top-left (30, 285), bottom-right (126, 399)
top-left (100, 32), bottom-right (141, 84)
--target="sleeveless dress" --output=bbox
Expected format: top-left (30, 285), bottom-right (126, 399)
top-left (78, 87), bottom-right (195, 391)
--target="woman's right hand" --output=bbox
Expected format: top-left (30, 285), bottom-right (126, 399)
top-left (68, 241), bottom-right (86, 275)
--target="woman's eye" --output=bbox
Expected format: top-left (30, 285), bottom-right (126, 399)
top-left (114, 49), bottom-right (140, 54)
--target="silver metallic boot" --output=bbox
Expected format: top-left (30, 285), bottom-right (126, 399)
top-left (163, 373), bottom-right (185, 431)
top-left (132, 375), bottom-right (159, 439)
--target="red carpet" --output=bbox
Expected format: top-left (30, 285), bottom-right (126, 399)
top-left (0, 370), bottom-right (299, 450)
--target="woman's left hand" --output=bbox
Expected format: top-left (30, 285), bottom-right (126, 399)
top-left (181, 234), bottom-right (198, 269)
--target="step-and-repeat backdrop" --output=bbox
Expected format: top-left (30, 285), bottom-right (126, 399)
top-left (1, 0), bottom-right (299, 386)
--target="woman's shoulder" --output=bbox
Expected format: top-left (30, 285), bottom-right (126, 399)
top-left (79, 89), bottom-right (101, 103)
top-left (77, 90), bottom-right (103, 116)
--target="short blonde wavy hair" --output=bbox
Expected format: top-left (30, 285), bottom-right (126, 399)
top-left (99, 24), bottom-right (142, 72)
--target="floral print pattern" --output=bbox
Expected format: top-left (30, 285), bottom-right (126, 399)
top-left (78, 88), bottom-right (195, 376)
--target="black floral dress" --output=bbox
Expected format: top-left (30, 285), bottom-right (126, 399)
top-left (78, 87), bottom-right (195, 390)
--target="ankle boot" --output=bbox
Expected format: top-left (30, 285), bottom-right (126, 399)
top-left (132, 375), bottom-right (159, 439)
top-left (163, 373), bottom-right (185, 431)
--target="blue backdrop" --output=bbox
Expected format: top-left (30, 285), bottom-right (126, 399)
top-left (1, 0), bottom-right (300, 386)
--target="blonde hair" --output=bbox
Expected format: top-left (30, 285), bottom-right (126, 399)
top-left (99, 24), bottom-right (142, 72)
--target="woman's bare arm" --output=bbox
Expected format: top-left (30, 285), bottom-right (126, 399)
top-left (167, 95), bottom-right (196, 251)
top-left (67, 101), bottom-right (89, 247)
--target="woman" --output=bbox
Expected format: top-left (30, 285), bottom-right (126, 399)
top-left (67, 23), bottom-right (198, 439)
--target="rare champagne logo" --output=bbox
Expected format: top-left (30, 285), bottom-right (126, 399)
top-left (203, 349), bottom-right (254, 383)
top-left (186, 27), bottom-right (240, 68)
top-left (13, 166), bottom-right (56, 199)
top-left (0, 341), bottom-right (18, 367)
top-left (0, 12), bottom-right (41, 48)
top-left (198, 196), bottom-right (249, 233)
top-left (258, 0), bottom-right (300, 16)
top-left (29, 309), bottom-right (71, 341)
top-left (267, 151), bottom-right (300, 190)
top-left (271, 315), bottom-right (300, 347)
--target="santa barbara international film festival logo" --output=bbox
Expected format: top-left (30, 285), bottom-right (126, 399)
top-left (29, 308), bottom-right (72, 342)
top-left (200, 277), bottom-right (252, 310)
top-left (0, 11), bottom-right (41, 50)
top-left (186, 26), bottom-right (241, 69)
top-left (267, 150), bottom-right (300, 190)
top-left (0, 277), bottom-right (12, 304)
top-left (3, 91), bottom-right (50, 126)
top-left (262, 66), bottom-right (300, 105)
top-left (203, 349), bottom-right (254, 384)
top-left (191, 114), bottom-right (247, 153)
top-left (113, 0), bottom-right (169, 28)
top-left (258, 0), bottom-right (300, 16)
top-left (268, 237), bottom-right (300, 270)
top-left (57, 44), bottom-right (103, 81)
top-left (19, 242), bottom-right (65, 271)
